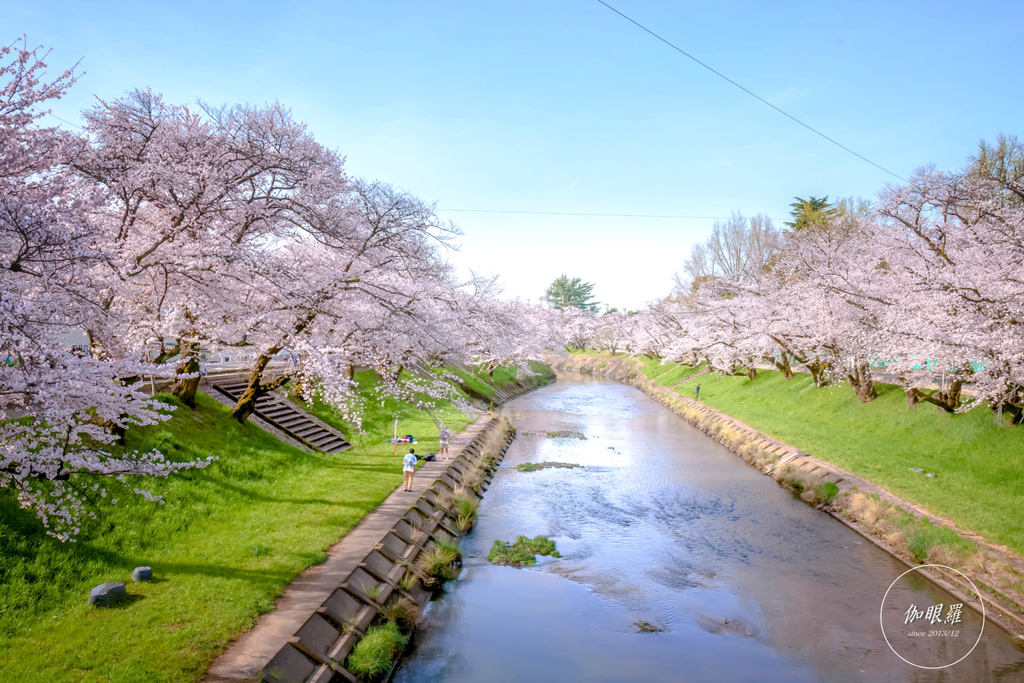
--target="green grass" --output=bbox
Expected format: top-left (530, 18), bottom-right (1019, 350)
top-left (443, 361), bottom-right (554, 405)
top-left (527, 360), bottom-right (557, 385)
top-left (654, 361), bottom-right (707, 386)
top-left (899, 516), bottom-right (977, 563)
top-left (416, 543), bottom-right (459, 581)
top-left (571, 349), bottom-right (627, 357)
top-left (344, 621), bottom-right (408, 681)
top-left (0, 365), bottom-right (507, 683)
top-left (648, 362), bottom-right (1024, 555)
top-left (634, 355), bottom-right (678, 381)
top-left (816, 481), bottom-right (840, 505)
top-left (447, 366), bottom-right (500, 402)
top-left (622, 355), bottom-right (707, 387)
top-left (487, 535), bottom-right (561, 567)
top-left (297, 369), bottom-right (473, 452)
top-left (471, 363), bottom-right (519, 388)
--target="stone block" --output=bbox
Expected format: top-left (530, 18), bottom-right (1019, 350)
top-left (88, 581), bottom-right (126, 607)
top-left (132, 566), bottom-right (153, 582)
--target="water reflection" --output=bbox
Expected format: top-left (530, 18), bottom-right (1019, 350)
top-left (395, 373), bottom-right (1023, 683)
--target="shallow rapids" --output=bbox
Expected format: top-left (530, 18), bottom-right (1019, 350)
top-left (394, 372), bottom-right (1024, 683)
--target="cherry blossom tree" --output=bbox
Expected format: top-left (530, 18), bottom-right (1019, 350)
top-left (1, 39), bottom-right (211, 540)
top-left (593, 311), bottom-right (634, 355)
top-left (558, 307), bottom-right (598, 351)
top-left (617, 139), bottom-right (1023, 418)
top-left (68, 90), bottom-right (349, 407)
top-left (875, 154), bottom-right (1024, 419)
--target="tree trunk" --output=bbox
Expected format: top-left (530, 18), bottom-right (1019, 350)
top-left (999, 400), bottom-right (1023, 426)
top-left (393, 364), bottom-right (404, 382)
top-left (152, 338), bottom-right (181, 365)
top-left (232, 353), bottom-right (275, 423)
top-left (345, 362), bottom-right (355, 380)
top-left (769, 337), bottom-right (803, 382)
top-left (170, 340), bottom-right (201, 408)
top-left (233, 311), bottom-right (316, 422)
top-left (772, 353), bottom-right (794, 381)
top-left (906, 388), bottom-right (919, 409)
top-left (845, 362), bottom-right (877, 404)
top-left (944, 380), bottom-right (963, 411)
top-left (905, 380), bottom-right (963, 413)
top-left (805, 360), bottom-right (830, 387)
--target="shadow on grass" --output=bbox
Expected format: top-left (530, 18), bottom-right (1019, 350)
top-left (199, 473), bottom-right (388, 508)
top-left (150, 561), bottom-right (299, 583)
top-left (74, 543), bottom-right (297, 584)
top-left (100, 593), bottom-right (147, 610)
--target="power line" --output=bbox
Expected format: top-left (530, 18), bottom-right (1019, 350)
top-left (43, 112), bottom-right (84, 130)
top-left (595, 0), bottom-right (907, 182)
top-left (439, 207), bottom-right (787, 222)
top-left (438, 208), bottom-right (738, 219)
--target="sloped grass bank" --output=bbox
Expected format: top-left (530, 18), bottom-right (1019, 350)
top-left (0, 368), bottom-right (497, 683)
top-left (563, 352), bottom-right (1024, 557)
top-left (446, 360), bottom-right (555, 404)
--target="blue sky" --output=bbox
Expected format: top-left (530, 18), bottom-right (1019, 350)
top-left (9, 1), bottom-right (1023, 309)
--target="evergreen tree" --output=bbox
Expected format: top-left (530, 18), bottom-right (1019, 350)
top-left (544, 275), bottom-right (599, 311)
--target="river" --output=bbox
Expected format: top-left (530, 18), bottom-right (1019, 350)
top-left (394, 372), bottom-right (1024, 682)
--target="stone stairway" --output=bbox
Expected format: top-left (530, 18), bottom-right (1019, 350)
top-left (209, 378), bottom-right (351, 454)
top-left (490, 378), bottom-right (538, 403)
top-left (675, 367), bottom-right (709, 386)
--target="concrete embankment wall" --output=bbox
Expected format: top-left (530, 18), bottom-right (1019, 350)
top-left (254, 419), bottom-right (517, 683)
top-left (206, 372), bottom-right (548, 683)
top-left (548, 353), bottom-right (1024, 640)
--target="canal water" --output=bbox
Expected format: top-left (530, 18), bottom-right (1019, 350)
top-left (394, 373), bottom-right (1024, 682)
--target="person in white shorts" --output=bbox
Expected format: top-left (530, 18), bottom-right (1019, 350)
top-left (402, 448), bottom-right (418, 491)
top-left (439, 425), bottom-right (451, 459)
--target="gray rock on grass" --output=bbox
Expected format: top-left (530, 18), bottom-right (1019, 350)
top-left (132, 566), bottom-right (153, 582)
top-left (89, 582), bottom-right (126, 607)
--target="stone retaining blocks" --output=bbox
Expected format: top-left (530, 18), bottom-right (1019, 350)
top-left (260, 422), bottom-right (516, 683)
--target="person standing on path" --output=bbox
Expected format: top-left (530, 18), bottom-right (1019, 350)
top-left (439, 425), bottom-right (451, 459)
top-left (695, 383), bottom-right (701, 400)
top-left (402, 448), bottom-right (418, 491)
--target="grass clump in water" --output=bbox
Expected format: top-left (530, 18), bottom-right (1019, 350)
top-left (522, 430), bottom-right (586, 440)
top-left (487, 535), bottom-right (561, 567)
top-left (633, 619), bottom-right (663, 633)
top-left (516, 462), bottom-right (582, 472)
top-left (432, 532), bottom-right (462, 561)
top-left (417, 543), bottom-right (459, 582)
top-left (378, 595), bottom-right (421, 631)
top-left (344, 622), bottom-right (408, 681)
top-left (460, 465), bottom-right (487, 493)
top-left (816, 481), bottom-right (840, 505)
top-left (451, 491), bottom-right (479, 531)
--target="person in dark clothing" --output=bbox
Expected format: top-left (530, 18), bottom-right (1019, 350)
top-left (695, 384), bottom-right (701, 399)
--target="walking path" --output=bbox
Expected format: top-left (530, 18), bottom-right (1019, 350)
top-left (205, 415), bottom-right (494, 682)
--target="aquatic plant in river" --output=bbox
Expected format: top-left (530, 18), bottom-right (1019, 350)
top-left (487, 535), bottom-right (561, 567)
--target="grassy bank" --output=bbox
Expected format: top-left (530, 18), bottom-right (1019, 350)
top-left (569, 352), bottom-right (1024, 557)
top-left (0, 366), bottom-right (532, 683)
top-left (446, 361), bottom-right (555, 404)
